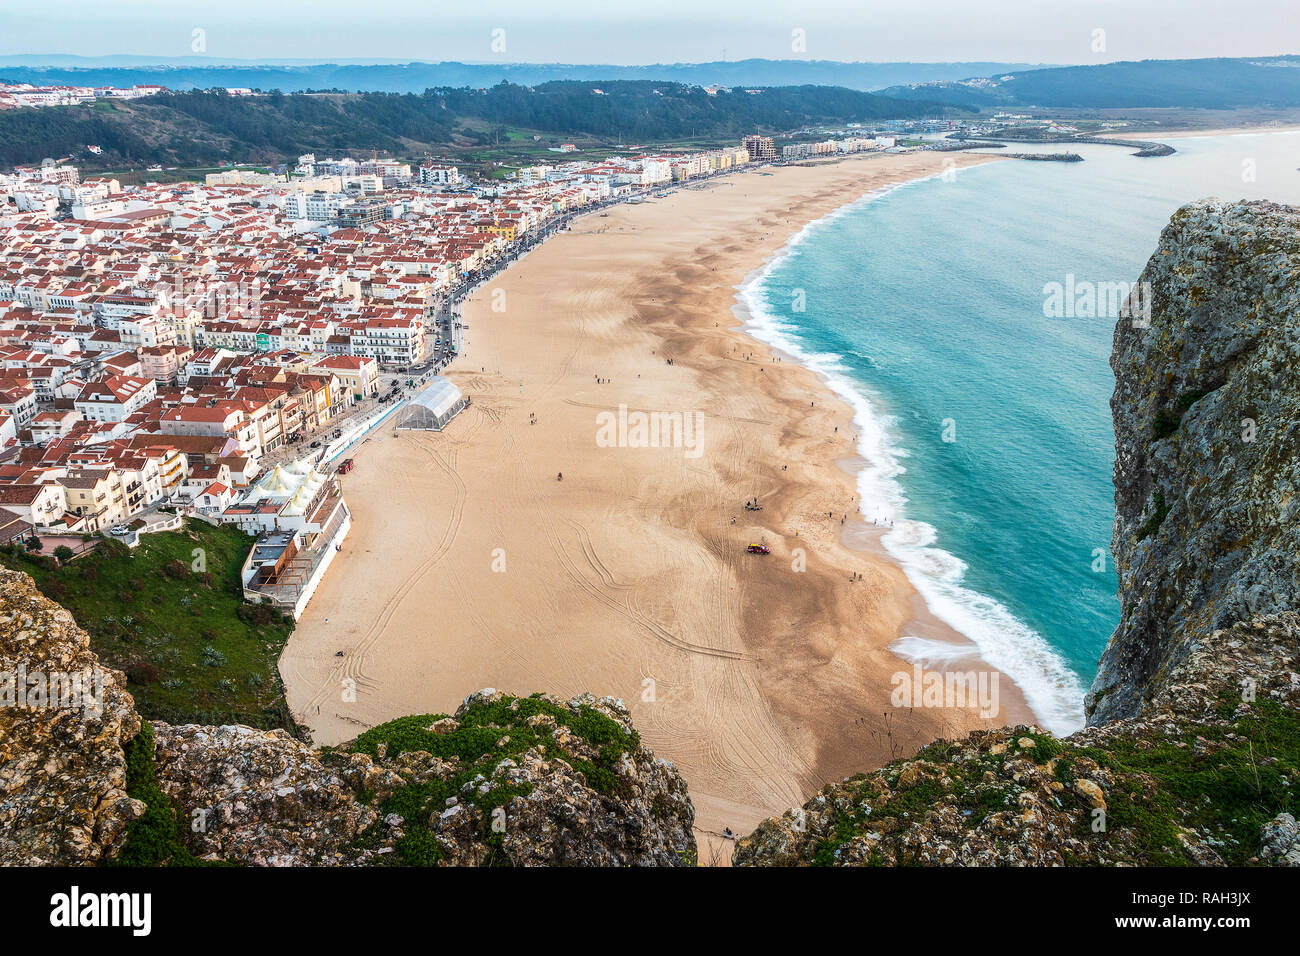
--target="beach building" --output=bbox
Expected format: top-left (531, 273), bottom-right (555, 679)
top-left (743, 135), bottom-right (777, 162)
top-left (228, 457), bottom-right (351, 619)
top-left (396, 377), bottom-right (469, 431)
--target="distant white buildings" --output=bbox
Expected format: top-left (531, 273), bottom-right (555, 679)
top-left (0, 135), bottom-right (781, 559)
top-left (0, 82), bottom-right (167, 109)
top-left (781, 136), bottom-right (885, 160)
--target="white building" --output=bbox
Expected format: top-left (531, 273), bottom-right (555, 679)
top-left (284, 191), bottom-right (351, 222)
top-left (419, 164), bottom-right (462, 187)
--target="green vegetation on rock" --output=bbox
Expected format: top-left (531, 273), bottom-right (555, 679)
top-left (348, 694), bottom-right (640, 865)
top-left (107, 723), bottom-right (203, 867)
top-left (0, 521), bottom-right (297, 731)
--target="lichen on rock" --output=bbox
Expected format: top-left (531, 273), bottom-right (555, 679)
top-left (0, 568), bottom-right (144, 865)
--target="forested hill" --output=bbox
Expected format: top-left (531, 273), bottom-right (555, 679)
top-left (0, 81), bottom-right (961, 169)
top-left (880, 56), bottom-right (1300, 109)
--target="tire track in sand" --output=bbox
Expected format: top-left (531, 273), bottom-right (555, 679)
top-left (540, 510), bottom-right (752, 663)
top-left (301, 439), bottom-right (468, 716)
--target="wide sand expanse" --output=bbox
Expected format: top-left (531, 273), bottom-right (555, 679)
top-left (280, 150), bottom-right (1036, 863)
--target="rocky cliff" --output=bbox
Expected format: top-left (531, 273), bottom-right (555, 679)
top-left (734, 199), bottom-right (1300, 866)
top-left (0, 569), bottom-right (695, 866)
top-left (1090, 198), bottom-right (1300, 724)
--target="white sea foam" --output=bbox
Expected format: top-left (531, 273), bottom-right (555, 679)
top-left (889, 634), bottom-right (982, 666)
top-left (735, 170), bottom-right (1087, 735)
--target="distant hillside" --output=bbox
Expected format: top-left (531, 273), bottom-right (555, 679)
top-left (0, 81), bottom-right (962, 169)
top-left (0, 59), bottom-right (1048, 94)
top-left (880, 56), bottom-right (1300, 109)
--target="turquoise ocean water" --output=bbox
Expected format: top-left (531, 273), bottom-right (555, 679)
top-left (740, 131), bottom-right (1300, 733)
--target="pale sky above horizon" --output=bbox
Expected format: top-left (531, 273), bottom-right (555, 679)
top-left (0, 0), bottom-right (1295, 64)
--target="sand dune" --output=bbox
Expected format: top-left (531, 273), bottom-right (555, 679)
top-left (279, 150), bottom-right (1035, 864)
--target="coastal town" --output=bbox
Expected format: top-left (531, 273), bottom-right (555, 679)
top-left (0, 131), bottom-right (904, 617)
top-left (5, 0), bottom-right (1299, 892)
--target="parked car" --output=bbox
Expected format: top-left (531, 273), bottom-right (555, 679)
top-left (310, 440), bottom-right (322, 449)
top-left (109, 525), bottom-right (130, 536)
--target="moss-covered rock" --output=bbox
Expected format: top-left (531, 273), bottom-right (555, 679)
top-left (736, 615), bottom-right (1300, 866)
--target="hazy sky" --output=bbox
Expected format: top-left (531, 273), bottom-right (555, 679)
top-left (1, 0), bottom-right (1295, 64)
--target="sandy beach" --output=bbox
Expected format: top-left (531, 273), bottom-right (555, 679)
top-left (279, 149), bottom-right (1036, 864)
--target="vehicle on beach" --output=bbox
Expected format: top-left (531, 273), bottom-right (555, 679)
top-left (337, 458), bottom-right (355, 474)
top-left (746, 542), bottom-right (770, 554)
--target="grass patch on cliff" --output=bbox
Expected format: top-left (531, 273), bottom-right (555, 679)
top-left (1153, 388), bottom-right (1213, 441)
top-left (1136, 490), bottom-right (1171, 542)
top-left (1067, 697), bottom-right (1300, 864)
top-left (107, 722), bottom-right (205, 867)
top-left (800, 699), bottom-right (1299, 866)
top-left (348, 695), bottom-right (640, 865)
top-left (0, 521), bottom-right (298, 732)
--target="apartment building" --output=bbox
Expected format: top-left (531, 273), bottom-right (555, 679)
top-left (314, 354), bottom-right (379, 402)
top-left (346, 316), bottom-right (423, 368)
top-left (159, 403), bottom-right (263, 460)
top-left (0, 381), bottom-right (37, 429)
top-left (743, 135), bottom-right (777, 161)
top-left (74, 375), bottom-right (158, 422)
top-left (0, 482), bottom-right (64, 529)
top-left (284, 191), bottom-right (351, 222)
top-left (58, 468), bottom-right (128, 533)
top-left (419, 164), bottom-right (462, 187)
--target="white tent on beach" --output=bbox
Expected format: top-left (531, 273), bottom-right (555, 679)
top-left (397, 377), bottom-right (469, 431)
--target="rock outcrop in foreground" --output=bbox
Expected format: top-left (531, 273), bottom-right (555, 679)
top-left (735, 199), bottom-right (1300, 866)
top-left (0, 568), bottom-right (694, 866)
top-left (735, 614), bottom-right (1298, 865)
top-left (0, 569), bottom-right (143, 864)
